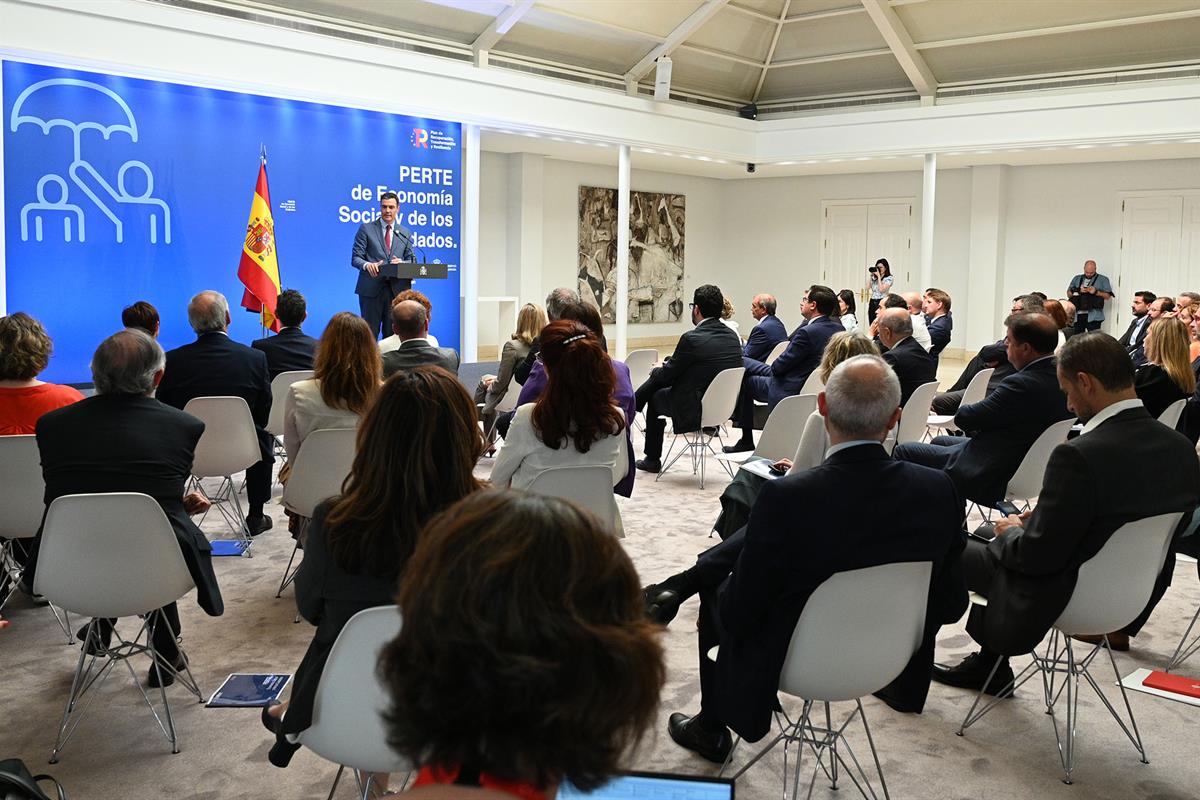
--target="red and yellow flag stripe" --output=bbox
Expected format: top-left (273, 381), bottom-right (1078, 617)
top-left (237, 161), bottom-right (282, 331)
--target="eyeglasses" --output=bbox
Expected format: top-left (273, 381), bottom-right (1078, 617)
top-left (688, 303), bottom-right (696, 309)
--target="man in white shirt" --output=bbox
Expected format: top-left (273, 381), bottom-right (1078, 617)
top-left (902, 291), bottom-right (933, 351)
top-left (379, 290), bottom-right (439, 353)
top-left (933, 332), bottom-right (1199, 693)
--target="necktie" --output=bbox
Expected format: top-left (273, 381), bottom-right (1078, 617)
top-left (384, 224), bottom-right (392, 254)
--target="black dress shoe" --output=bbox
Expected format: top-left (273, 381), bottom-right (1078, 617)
top-left (76, 622), bottom-right (111, 656)
top-left (722, 441), bottom-right (754, 454)
top-left (668, 712), bottom-right (732, 764)
top-left (931, 652), bottom-right (1015, 697)
top-left (701, 426), bottom-right (720, 437)
top-left (147, 653), bottom-right (188, 688)
top-left (644, 586), bottom-right (683, 626)
top-left (635, 458), bottom-right (661, 474)
top-left (246, 516), bottom-right (274, 537)
top-left (261, 700), bottom-right (284, 734)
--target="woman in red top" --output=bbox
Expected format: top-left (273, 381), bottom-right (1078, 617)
top-left (0, 312), bottom-right (83, 435)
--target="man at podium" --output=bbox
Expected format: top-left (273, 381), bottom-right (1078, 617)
top-left (351, 191), bottom-right (415, 339)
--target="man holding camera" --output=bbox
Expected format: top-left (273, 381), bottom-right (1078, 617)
top-left (1066, 260), bottom-right (1112, 334)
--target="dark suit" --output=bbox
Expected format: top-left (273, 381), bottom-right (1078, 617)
top-left (272, 500), bottom-right (398, 766)
top-left (381, 339), bottom-right (460, 378)
top-left (927, 312), bottom-right (953, 359)
top-left (700, 444), bottom-right (966, 741)
top-left (25, 395), bottom-right (224, 658)
top-left (894, 357), bottom-right (1072, 504)
top-left (735, 316), bottom-right (841, 436)
top-left (965, 407), bottom-right (1200, 656)
top-left (932, 339), bottom-right (1013, 416)
top-left (742, 314), bottom-right (788, 362)
top-left (1118, 314), bottom-right (1151, 365)
top-left (351, 217), bottom-right (416, 338)
top-left (635, 318), bottom-right (743, 459)
top-left (1185, 356), bottom-right (1200, 444)
top-left (156, 332), bottom-right (274, 514)
top-left (882, 335), bottom-right (938, 406)
top-left (251, 326), bottom-right (317, 380)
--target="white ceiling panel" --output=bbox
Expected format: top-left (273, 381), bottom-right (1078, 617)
top-left (687, 7), bottom-right (777, 63)
top-left (667, 45), bottom-right (764, 100)
top-left (729, 0), bottom-right (788, 17)
top-left (786, 0), bottom-right (868, 16)
top-left (498, 7), bottom-right (655, 73)
top-left (771, 12), bottom-right (888, 62)
top-left (249, 0), bottom-right (498, 43)
top-left (534, 0), bottom-right (703, 39)
top-left (898, 0), bottom-right (1200, 45)
top-left (758, 54), bottom-right (911, 102)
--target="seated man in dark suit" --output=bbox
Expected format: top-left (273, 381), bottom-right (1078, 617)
top-left (894, 313), bottom-right (1072, 506)
top-left (742, 293), bottom-right (787, 362)
top-left (634, 284), bottom-right (743, 473)
top-left (251, 289), bottom-right (317, 379)
top-left (666, 355), bottom-right (967, 761)
top-left (1117, 290), bottom-right (1156, 366)
top-left (24, 330), bottom-right (224, 686)
top-left (724, 286), bottom-right (843, 453)
top-left (878, 307), bottom-right (937, 406)
top-left (381, 299), bottom-right (460, 378)
top-left (923, 288), bottom-right (954, 360)
top-left (156, 291), bottom-right (275, 536)
top-left (933, 333), bottom-right (1200, 693)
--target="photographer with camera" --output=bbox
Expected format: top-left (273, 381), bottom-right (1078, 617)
top-left (865, 258), bottom-right (894, 324)
top-left (1066, 259), bottom-right (1113, 334)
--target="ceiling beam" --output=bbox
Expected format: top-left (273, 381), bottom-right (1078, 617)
top-left (625, 0), bottom-right (731, 82)
top-left (725, 2), bottom-right (779, 24)
top-left (769, 48), bottom-right (891, 70)
top-left (914, 8), bottom-right (1200, 50)
top-left (677, 42), bottom-right (765, 70)
top-left (783, 4), bottom-right (864, 24)
top-left (472, 0), bottom-right (533, 55)
top-left (860, 0), bottom-right (937, 97)
top-left (753, 0), bottom-right (791, 102)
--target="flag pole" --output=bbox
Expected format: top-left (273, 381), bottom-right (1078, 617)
top-left (260, 143), bottom-right (268, 339)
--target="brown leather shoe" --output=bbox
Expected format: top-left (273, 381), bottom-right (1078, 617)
top-left (1072, 631), bottom-right (1130, 651)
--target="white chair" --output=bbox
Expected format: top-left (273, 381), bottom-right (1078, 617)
top-left (764, 340), bottom-right (788, 365)
top-left (527, 465), bottom-right (620, 534)
top-left (1002, 418), bottom-right (1076, 511)
top-left (34, 493), bottom-right (206, 763)
top-left (265, 369), bottom-right (315, 439)
top-left (296, 606), bottom-right (412, 800)
top-left (1166, 602), bottom-right (1200, 673)
top-left (624, 349), bottom-right (659, 432)
top-left (658, 366), bottom-right (745, 489)
top-left (1158, 398), bottom-right (1187, 430)
top-left (479, 376), bottom-right (522, 444)
top-left (276, 428), bottom-right (358, 598)
top-left (184, 396), bottom-right (262, 550)
top-left (957, 512), bottom-right (1183, 785)
top-left (719, 562), bottom-right (933, 800)
top-left (786, 411), bottom-right (828, 476)
top-left (892, 381), bottom-right (939, 447)
top-left (927, 368), bottom-right (993, 434)
top-left (799, 369), bottom-right (823, 396)
top-left (716, 394), bottom-right (817, 467)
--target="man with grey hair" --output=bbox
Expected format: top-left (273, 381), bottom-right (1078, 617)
top-left (742, 293), bottom-right (787, 362)
top-left (513, 287), bottom-right (586, 386)
top-left (878, 307), bottom-right (937, 406)
top-left (157, 290), bottom-right (274, 536)
top-left (381, 299), bottom-right (460, 378)
top-left (901, 291), bottom-right (933, 351)
top-left (24, 329), bottom-right (224, 687)
top-left (661, 355), bottom-right (968, 761)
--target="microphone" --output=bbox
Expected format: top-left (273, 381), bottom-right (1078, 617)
top-left (396, 228), bottom-right (425, 263)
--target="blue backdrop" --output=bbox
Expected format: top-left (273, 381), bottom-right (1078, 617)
top-left (2, 60), bottom-right (462, 383)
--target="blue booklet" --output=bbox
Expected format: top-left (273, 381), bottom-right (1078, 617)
top-left (206, 673), bottom-right (291, 708)
top-left (560, 772), bottom-right (733, 800)
top-left (210, 539), bottom-right (251, 557)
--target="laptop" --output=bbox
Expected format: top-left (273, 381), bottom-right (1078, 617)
top-left (558, 771), bottom-right (734, 800)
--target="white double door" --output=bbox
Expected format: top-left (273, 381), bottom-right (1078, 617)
top-left (1117, 193), bottom-right (1200, 330)
top-left (821, 200), bottom-right (914, 311)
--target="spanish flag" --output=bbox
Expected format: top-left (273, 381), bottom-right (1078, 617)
top-left (237, 156), bottom-right (282, 332)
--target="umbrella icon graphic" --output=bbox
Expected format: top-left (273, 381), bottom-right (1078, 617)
top-left (10, 78), bottom-right (170, 244)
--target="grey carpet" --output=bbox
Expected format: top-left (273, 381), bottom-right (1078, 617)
top-left (2, 419), bottom-right (1199, 800)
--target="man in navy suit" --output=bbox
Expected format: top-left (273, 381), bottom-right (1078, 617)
top-left (725, 286), bottom-right (842, 453)
top-left (665, 355), bottom-right (966, 761)
top-left (742, 294), bottom-right (787, 362)
top-left (351, 192), bottom-right (416, 339)
top-left (923, 288), bottom-right (953, 360)
top-left (894, 313), bottom-right (1072, 505)
top-left (251, 289), bottom-right (317, 380)
top-left (878, 307), bottom-right (937, 406)
top-left (156, 291), bottom-right (275, 536)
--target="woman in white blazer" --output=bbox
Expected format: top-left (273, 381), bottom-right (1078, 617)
top-left (490, 319), bottom-right (628, 491)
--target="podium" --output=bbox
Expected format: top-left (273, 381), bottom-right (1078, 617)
top-left (379, 261), bottom-right (452, 280)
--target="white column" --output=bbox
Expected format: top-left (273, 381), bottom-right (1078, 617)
top-left (965, 165), bottom-right (1009, 351)
top-left (615, 144), bottom-right (631, 360)
top-left (505, 153), bottom-right (544, 303)
top-left (920, 152), bottom-right (937, 292)
top-left (462, 123), bottom-right (481, 363)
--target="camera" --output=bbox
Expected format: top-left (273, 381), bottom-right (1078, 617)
top-left (868, 266), bottom-right (878, 274)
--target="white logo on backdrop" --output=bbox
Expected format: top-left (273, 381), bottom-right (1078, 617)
top-left (10, 78), bottom-right (173, 244)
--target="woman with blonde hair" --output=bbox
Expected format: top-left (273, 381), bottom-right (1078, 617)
top-left (475, 303), bottom-right (546, 447)
top-left (283, 311), bottom-right (382, 461)
top-left (1135, 316), bottom-right (1196, 422)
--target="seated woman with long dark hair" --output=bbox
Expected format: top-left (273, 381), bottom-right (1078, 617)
top-left (380, 489), bottom-right (665, 798)
top-left (264, 366), bottom-right (485, 778)
top-left (492, 320), bottom-right (629, 493)
top-left (515, 301), bottom-right (636, 496)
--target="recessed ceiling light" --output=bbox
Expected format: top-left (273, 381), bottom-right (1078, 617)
top-left (1072, 144), bottom-right (1095, 149)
